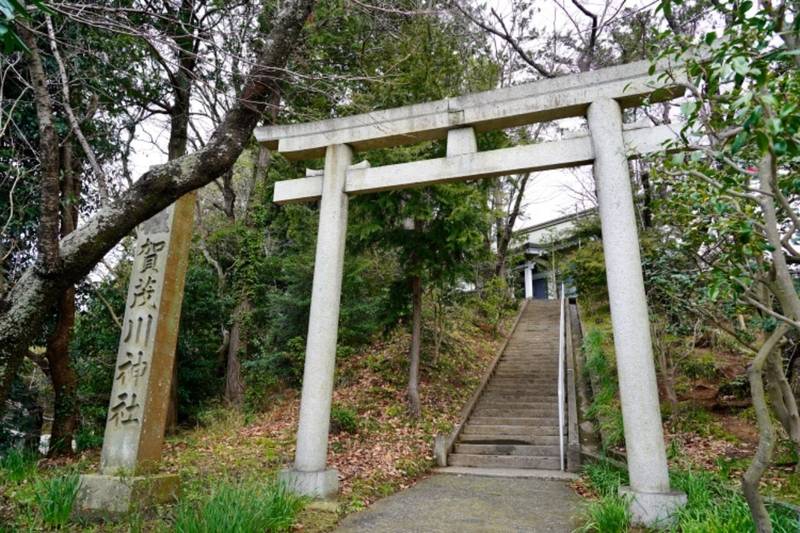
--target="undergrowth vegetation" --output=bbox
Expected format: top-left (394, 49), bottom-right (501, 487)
top-left (580, 460), bottom-right (800, 533)
top-left (570, 227), bottom-right (800, 530)
top-left (33, 473), bottom-right (80, 528)
top-left (173, 479), bottom-right (305, 533)
top-left (0, 296), bottom-right (514, 530)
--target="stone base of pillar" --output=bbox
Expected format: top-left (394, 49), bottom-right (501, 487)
top-left (279, 467), bottom-right (338, 499)
top-left (76, 473), bottom-right (179, 517)
top-left (620, 486), bottom-right (687, 527)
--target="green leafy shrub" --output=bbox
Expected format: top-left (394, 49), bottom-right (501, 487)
top-left (74, 428), bottom-right (103, 452)
top-left (330, 405), bottom-right (358, 434)
top-left (668, 405), bottom-right (721, 438)
top-left (678, 351), bottom-right (720, 380)
top-left (476, 276), bottom-right (513, 330)
top-left (564, 237), bottom-right (607, 302)
top-left (1, 447), bottom-right (38, 483)
top-left (173, 479), bottom-right (305, 533)
top-left (34, 473), bottom-right (80, 528)
top-left (717, 375), bottom-right (750, 400)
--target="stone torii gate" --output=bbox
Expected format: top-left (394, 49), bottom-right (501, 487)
top-left (256, 60), bottom-right (688, 526)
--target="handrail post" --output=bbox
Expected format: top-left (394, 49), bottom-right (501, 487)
top-left (558, 284), bottom-right (565, 471)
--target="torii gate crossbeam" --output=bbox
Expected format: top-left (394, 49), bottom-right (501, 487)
top-left (258, 60), bottom-right (688, 527)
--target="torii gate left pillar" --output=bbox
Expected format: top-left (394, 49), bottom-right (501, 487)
top-left (279, 144), bottom-right (352, 498)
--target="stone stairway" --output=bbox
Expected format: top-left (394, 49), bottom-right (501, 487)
top-left (449, 300), bottom-right (562, 470)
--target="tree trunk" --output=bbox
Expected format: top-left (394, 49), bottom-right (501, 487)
top-left (766, 348), bottom-right (800, 462)
top-left (742, 325), bottom-right (787, 533)
top-left (19, 27), bottom-right (60, 272)
top-left (225, 299), bottom-right (250, 406)
top-left (0, 0), bottom-right (315, 417)
top-left (408, 274), bottom-right (422, 418)
top-left (494, 173), bottom-right (531, 278)
top-left (45, 288), bottom-right (78, 456)
top-left (45, 143), bottom-right (81, 457)
top-left (756, 151), bottom-right (800, 462)
top-left (641, 168), bottom-right (653, 229)
top-left (22, 27), bottom-right (81, 456)
top-left (656, 346), bottom-right (679, 411)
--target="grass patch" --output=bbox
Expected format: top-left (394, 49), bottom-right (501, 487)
top-left (583, 459), bottom-right (628, 497)
top-left (667, 404), bottom-right (732, 440)
top-left (0, 447), bottom-right (38, 483)
top-left (330, 404), bottom-right (358, 434)
top-left (33, 472), bottom-right (80, 528)
top-left (172, 478), bottom-right (305, 532)
top-left (579, 459), bottom-right (800, 532)
top-left (583, 329), bottom-right (624, 450)
top-left (578, 495), bottom-right (631, 533)
top-left (671, 470), bottom-right (799, 532)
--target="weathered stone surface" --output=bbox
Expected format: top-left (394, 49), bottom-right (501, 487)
top-left (334, 474), bottom-right (582, 532)
top-left (287, 144), bottom-right (351, 498)
top-left (256, 60), bottom-right (684, 158)
top-left (78, 192), bottom-right (194, 514)
top-left (99, 193), bottom-right (194, 473)
top-left (588, 98), bottom-right (685, 524)
top-left (279, 468), bottom-right (338, 499)
top-left (76, 473), bottom-right (179, 516)
top-left (620, 486), bottom-right (688, 527)
top-left (273, 124), bottom-right (682, 204)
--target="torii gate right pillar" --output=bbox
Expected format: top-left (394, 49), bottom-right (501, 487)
top-left (587, 98), bottom-right (686, 526)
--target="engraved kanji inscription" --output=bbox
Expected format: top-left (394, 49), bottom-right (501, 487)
top-left (116, 351), bottom-right (149, 386)
top-left (138, 238), bottom-right (166, 273)
top-left (122, 314), bottom-right (154, 345)
top-left (108, 392), bottom-right (141, 426)
top-left (130, 275), bottom-right (157, 308)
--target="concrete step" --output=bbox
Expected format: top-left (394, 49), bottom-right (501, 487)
top-left (486, 382), bottom-right (557, 388)
top-left (491, 376), bottom-right (558, 381)
top-left (468, 417), bottom-right (558, 426)
top-left (484, 385), bottom-right (557, 392)
top-left (448, 454), bottom-right (561, 469)
top-left (479, 396), bottom-right (557, 404)
top-left (492, 375), bottom-right (556, 380)
top-left (454, 443), bottom-right (560, 456)
top-left (472, 408), bottom-right (557, 418)
top-left (462, 424), bottom-right (560, 437)
top-left (481, 389), bottom-right (557, 396)
top-left (476, 402), bottom-right (558, 411)
top-left (457, 434), bottom-right (561, 446)
top-left (477, 402), bottom-right (557, 410)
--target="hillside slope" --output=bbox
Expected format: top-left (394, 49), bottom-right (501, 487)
top-left (0, 301), bottom-right (517, 531)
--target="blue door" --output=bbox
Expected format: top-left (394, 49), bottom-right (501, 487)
top-left (533, 278), bottom-right (548, 299)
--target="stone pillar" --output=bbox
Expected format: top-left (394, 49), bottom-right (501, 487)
top-left (77, 193), bottom-right (195, 515)
top-left (587, 98), bottom-right (685, 527)
top-left (446, 127), bottom-right (477, 156)
top-left (524, 263), bottom-right (533, 299)
top-left (280, 144), bottom-right (352, 498)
